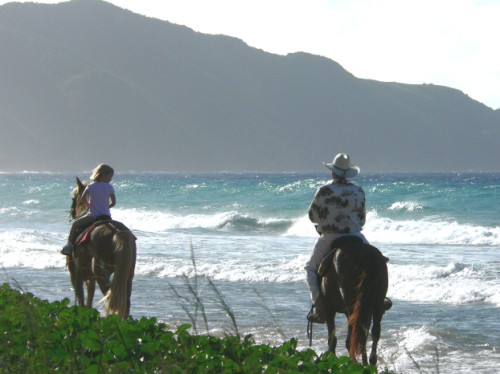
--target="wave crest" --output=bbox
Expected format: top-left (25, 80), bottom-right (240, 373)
top-left (112, 208), bottom-right (292, 234)
top-left (114, 208), bottom-right (500, 245)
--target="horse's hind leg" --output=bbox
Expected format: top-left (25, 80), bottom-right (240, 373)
top-left (125, 272), bottom-right (134, 317)
top-left (369, 312), bottom-right (382, 365)
top-left (74, 280), bottom-right (85, 307)
top-left (361, 319), bottom-right (370, 365)
top-left (95, 275), bottom-right (110, 296)
top-left (85, 279), bottom-right (96, 308)
top-left (326, 313), bottom-right (337, 354)
top-left (71, 260), bottom-right (85, 307)
top-left (345, 311), bottom-right (369, 364)
top-left (345, 319), bottom-right (351, 352)
top-left (362, 349), bottom-right (368, 366)
top-left (93, 261), bottom-right (111, 296)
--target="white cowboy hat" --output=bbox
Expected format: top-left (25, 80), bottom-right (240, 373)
top-left (323, 153), bottom-right (360, 178)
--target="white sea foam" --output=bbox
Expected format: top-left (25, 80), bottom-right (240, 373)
top-left (134, 253), bottom-right (308, 283)
top-left (112, 208), bottom-right (240, 232)
top-left (113, 208), bottom-right (292, 235)
top-left (283, 215), bottom-right (318, 237)
top-left (0, 230), bottom-right (66, 269)
top-left (22, 199), bottom-right (40, 205)
top-left (365, 211), bottom-right (500, 246)
top-left (284, 210), bottom-right (500, 245)
top-left (6, 188), bottom-right (500, 246)
top-left (0, 207), bottom-right (18, 217)
top-left (389, 262), bottom-right (500, 306)
top-left (380, 326), bottom-right (441, 372)
top-left (398, 326), bottom-right (438, 352)
top-left (276, 179), bottom-right (322, 192)
top-left (388, 201), bottom-right (423, 212)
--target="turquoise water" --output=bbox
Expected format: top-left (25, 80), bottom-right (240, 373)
top-left (1, 172), bottom-right (499, 372)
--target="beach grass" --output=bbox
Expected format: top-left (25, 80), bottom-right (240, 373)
top-left (0, 282), bottom-right (395, 373)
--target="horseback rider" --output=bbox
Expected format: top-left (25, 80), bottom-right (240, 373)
top-left (61, 163), bottom-right (116, 255)
top-left (305, 153), bottom-right (369, 323)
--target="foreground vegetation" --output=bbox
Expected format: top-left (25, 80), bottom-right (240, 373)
top-left (0, 283), bottom-right (392, 373)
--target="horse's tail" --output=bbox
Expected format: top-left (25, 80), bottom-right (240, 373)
top-left (348, 253), bottom-right (378, 361)
top-left (103, 230), bottom-right (136, 318)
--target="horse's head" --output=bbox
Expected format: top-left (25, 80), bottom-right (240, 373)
top-left (70, 177), bottom-right (88, 220)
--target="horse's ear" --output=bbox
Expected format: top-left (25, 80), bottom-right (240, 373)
top-left (76, 177), bottom-right (85, 192)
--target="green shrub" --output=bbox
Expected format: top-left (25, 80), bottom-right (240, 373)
top-left (0, 283), bottom-right (387, 373)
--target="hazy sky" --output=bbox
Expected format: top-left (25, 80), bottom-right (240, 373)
top-left (2, 0), bottom-right (499, 109)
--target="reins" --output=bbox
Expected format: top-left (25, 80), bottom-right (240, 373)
top-left (306, 305), bottom-right (314, 347)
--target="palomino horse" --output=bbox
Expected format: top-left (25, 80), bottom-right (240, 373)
top-left (66, 177), bottom-right (136, 318)
top-left (317, 236), bottom-right (390, 365)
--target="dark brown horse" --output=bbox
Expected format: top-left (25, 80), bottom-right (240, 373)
top-left (317, 237), bottom-right (390, 365)
top-left (66, 177), bottom-right (136, 318)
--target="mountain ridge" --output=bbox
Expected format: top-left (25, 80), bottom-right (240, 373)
top-left (1, 0), bottom-right (499, 172)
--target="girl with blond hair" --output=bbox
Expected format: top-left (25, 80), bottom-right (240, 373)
top-left (61, 164), bottom-right (116, 255)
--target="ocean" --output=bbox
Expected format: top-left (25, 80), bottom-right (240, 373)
top-left (1, 171), bottom-right (498, 373)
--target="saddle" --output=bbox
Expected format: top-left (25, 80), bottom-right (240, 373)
top-left (317, 236), bottom-right (363, 277)
top-left (318, 236), bottom-right (390, 277)
top-left (74, 217), bottom-right (121, 247)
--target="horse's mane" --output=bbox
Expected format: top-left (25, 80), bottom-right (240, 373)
top-left (70, 179), bottom-right (89, 219)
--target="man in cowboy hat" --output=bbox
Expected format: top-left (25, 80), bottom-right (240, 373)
top-left (305, 152), bottom-right (368, 323)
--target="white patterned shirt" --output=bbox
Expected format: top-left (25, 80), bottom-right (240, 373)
top-left (308, 180), bottom-right (366, 235)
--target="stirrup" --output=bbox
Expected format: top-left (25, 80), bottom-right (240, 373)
top-left (307, 306), bottom-right (326, 324)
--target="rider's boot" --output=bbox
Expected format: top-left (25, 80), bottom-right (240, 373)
top-left (384, 297), bottom-right (393, 311)
top-left (61, 241), bottom-right (74, 256)
top-left (307, 294), bottom-right (327, 324)
top-left (382, 256), bottom-right (392, 310)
